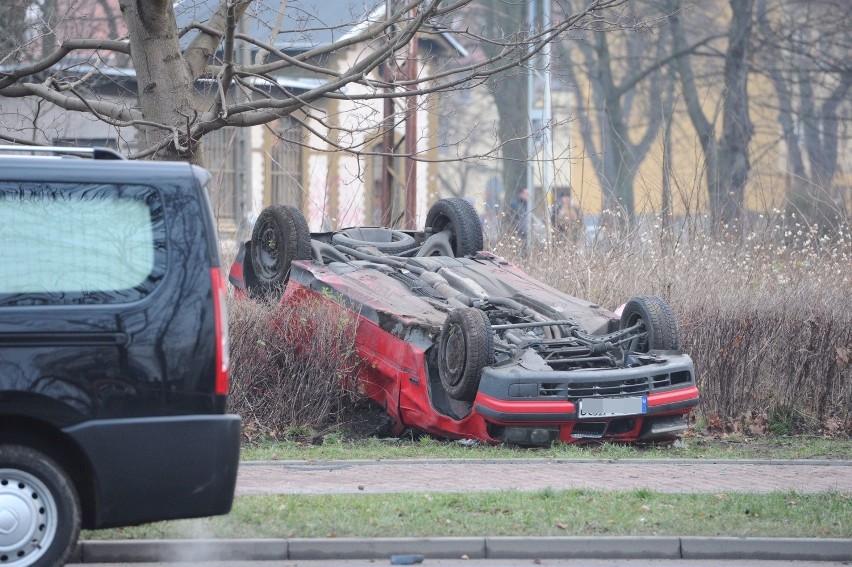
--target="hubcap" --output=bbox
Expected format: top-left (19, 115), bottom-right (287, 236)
top-left (0, 469), bottom-right (57, 566)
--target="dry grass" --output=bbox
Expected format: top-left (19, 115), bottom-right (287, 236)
top-left (493, 212), bottom-right (852, 436)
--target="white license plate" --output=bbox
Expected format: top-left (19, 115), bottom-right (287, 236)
top-left (578, 397), bottom-right (647, 418)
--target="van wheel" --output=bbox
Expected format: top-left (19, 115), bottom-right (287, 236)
top-left (619, 296), bottom-right (680, 352)
top-left (425, 198), bottom-right (483, 257)
top-left (438, 308), bottom-right (494, 402)
top-left (0, 445), bottom-right (81, 567)
top-left (250, 205), bottom-right (312, 298)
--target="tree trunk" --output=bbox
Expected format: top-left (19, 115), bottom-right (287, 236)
top-left (669, 1), bottom-right (726, 229)
top-left (490, 71), bottom-right (529, 206)
top-left (717, 0), bottom-right (754, 230)
top-left (598, 32), bottom-right (635, 216)
top-left (120, 0), bottom-right (201, 163)
top-left (0, 1), bottom-right (31, 62)
top-left (481, 0), bottom-right (529, 209)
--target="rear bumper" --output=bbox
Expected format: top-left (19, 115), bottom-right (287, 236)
top-left (64, 414), bottom-right (241, 529)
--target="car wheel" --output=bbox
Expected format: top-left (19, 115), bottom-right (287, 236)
top-left (0, 445), bottom-right (81, 567)
top-left (250, 205), bottom-right (312, 298)
top-left (241, 244), bottom-right (265, 301)
top-left (438, 308), bottom-right (494, 402)
top-left (331, 227), bottom-right (418, 255)
top-left (425, 198), bottom-right (483, 257)
top-left (619, 295), bottom-right (680, 351)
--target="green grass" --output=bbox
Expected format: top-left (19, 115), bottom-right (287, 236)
top-left (85, 490), bottom-right (850, 540)
top-left (241, 435), bottom-right (852, 462)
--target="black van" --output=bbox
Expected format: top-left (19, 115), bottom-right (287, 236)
top-left (0, 147), bottom-right (240, 566)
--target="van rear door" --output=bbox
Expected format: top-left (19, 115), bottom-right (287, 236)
top-left (0, 180), bottom-right (167, 422)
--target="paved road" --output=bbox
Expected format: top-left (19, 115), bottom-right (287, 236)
top-left (81, 560), bottom-right (851, 567)
top-left (76, 462), bottom-right (851, 565)
top-left (237, 458), bottom-right (852, 495)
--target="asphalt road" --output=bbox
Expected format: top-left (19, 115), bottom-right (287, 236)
top-left (80, 561), bottom-right (850, 567)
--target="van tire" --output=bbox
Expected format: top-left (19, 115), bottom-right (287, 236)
top-left (0, 445), bottom-right (81, 567)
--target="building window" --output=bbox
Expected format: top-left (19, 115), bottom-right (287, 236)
top-left (205, 127), bottom-right (239, 224)
top-left (268, 117), bottom-right (302, 208)
top-left (367, 141), bottom-right (405, 226)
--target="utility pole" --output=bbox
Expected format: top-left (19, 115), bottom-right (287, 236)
top-left (235, 15), bottom-right (253, 241)
top-left (526, 0), bottom-right (554, 248)
top-left (380, 0), bottom-right (396, 227)
top-left (403, 5), bottom-right (418, 229)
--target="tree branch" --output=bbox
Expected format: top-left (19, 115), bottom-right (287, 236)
top-left (0, 39), bottom-right (129, 89)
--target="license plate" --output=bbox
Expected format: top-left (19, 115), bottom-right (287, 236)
top-left (578, 397), bottom-right (647, 418)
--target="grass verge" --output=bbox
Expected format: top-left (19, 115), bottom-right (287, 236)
top-left (241, 435), bottom-right (852, 462)
top-left (84, 490), bottom-right (850, 540)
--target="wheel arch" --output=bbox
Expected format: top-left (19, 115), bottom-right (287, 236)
top-left (0, 412), bottom-right (99, 529)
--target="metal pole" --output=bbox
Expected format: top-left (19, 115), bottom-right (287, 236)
top-left (404, 6), bottom-right (418, 229)
top-left (381, 81), bottom-right (395, 227)
top-left (541, 0), bottom-right (554, 238)
top-left (525, 0), bottom-right (536, 250)
top-left (380, 0), bottom-right (395, 226)
top-left (235, 14), bottom-right (253, 241)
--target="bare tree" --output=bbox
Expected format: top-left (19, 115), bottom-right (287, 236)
top-left (755, 0), bottom-right (851, 227)
top-left (669, 0), bottom-right (755, 231)
top-left (555, 0), bottom-right (692, 218)
top-left (471, 0), bottom-right (531, 207)
top-left (0, 0), bottom-right (622, 166)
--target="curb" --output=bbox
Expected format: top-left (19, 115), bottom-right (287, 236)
top-left (240, 458), bottom-right (852, 467)
top-left (72, 537), bottom-right (852, 563)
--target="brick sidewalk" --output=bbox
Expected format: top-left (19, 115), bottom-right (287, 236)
top-left (236, 459), bottom-right (852, 495)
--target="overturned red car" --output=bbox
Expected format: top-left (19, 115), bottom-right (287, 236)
top-left (229, 198), bottom-right (699, 445)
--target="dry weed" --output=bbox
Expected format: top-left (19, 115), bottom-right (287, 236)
top-left (227, 293), bottom-right (364, 441)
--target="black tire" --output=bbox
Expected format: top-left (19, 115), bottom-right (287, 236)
top-left (331, 227), bottom-right (418, 255)
top-left (241, 244), bottom-right (265, 302)
top-left (438, 308), bottom-right (494, 402)
top-left (250, 205), bottom-right (312, 297)
top-left (425, 198), bottom-right (484, 257)
top-left (0, 445), bottom-right (81, 567)
top-left (619, 295), bottom-right (680, 351)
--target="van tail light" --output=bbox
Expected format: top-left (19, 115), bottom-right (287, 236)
top-left (210, 267), bottom-right (230, 395)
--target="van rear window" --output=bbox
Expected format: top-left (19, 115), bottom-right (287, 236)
top-left (0, 183), bottom-right (166, 306)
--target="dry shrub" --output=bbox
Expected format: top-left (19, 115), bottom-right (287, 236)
top-left (497, 214), bottom-right (852, 436)
top-left (227, 293), bottom-right (364, 440)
